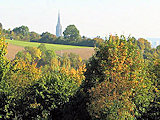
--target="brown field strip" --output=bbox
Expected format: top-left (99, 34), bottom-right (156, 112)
top-left (55, 47), bottom-right (95, 59)
top-left (6, 44), bottom-right (95, 60)
top-left (6, 44), bottom-right (24, 60)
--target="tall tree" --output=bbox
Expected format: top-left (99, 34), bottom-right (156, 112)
top-left (63, 25), bottom-right (81, 42)
top-left (13, 25), bottom-right (30, 41)
top-left (83, 35), bottom-right (154, 119)
top-left (13, 25), bottom-right (29, 36)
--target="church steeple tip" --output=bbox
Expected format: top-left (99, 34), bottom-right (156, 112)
top-left (58, 10), bottom-right (60, 23)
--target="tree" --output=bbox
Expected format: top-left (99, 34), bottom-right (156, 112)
top-left (13, 25), bottom-right (29, 36)
top-left (83, 35), bottom-right (154, 119)
top-left (93, 36), bottom-right (104, 46)
top-left (13, 25), bottom-right (30, 41)
top-left (37, 43), bottom-right (56, 66)
top-left (60, 53), bottom-right (83, 69)
top-left (4, 54), bottom-right (85, 119)
top-left (0, 32), bottom-right (9, 82)
top-left (29, 31), bottom-right (41, 42)
top-left (156, 45), bottom-right (160, 56)
top-left (38, 43), bottom-right (47, 53)
top-left (25, 46), bottom-right (42, 61)
top-left (139, 59), bottom-right (160, 120)
top-left (0, 33), bottom-right (10, 119)
top-left (63, 25), bottom-right (81, 42)
top-left (43, 50), bottom-right (56, 65)
top-left (137, 38), bottom-right (151, 53)
top-left (1, 60), bottom-right (41, 119)
top-left (0, 23), bottom-right (2, 31)
top-left (16, 46), bottom-right (42, 63)
top-left (39, 32), bottom-right (56, 43)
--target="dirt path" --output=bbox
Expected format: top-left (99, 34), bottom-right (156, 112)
top-left (6, 44), bottom-right (95, 60)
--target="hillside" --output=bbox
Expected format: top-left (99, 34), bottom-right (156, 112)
top-left (6, 39), bottom-right (91, 51)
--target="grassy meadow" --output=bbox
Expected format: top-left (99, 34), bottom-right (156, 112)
top-left (6, 39), bottom-right (91, 51)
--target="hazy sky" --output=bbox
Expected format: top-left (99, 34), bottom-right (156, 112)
top-left (1, 0), bottom-right (160, 38)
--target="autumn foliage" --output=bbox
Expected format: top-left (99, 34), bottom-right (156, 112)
top-left (0, 34), bottom-right (159, 119)
top-left (84, 35), bottom-right (154, 119)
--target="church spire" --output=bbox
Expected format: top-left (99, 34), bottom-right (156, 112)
top-left (56, 11), bottom-right (62, 37)
top-left (58, 11), bottom-right (60, 23)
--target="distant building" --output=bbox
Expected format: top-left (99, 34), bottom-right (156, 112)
top-left (56, 12), bottom-right (62, 37)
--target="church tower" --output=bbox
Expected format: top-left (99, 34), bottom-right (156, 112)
top-left (56, 11), bottom-right (62, 37)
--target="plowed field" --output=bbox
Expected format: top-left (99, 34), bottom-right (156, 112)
top-left (6, 44), bottom-right (24, 60)
top-left (6, 44), bottom-right (95, 60)
top-left (55, 47), bottom-right (95, 60)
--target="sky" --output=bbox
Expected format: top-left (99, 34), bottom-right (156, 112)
top-left (1, 0), bottom-right (160, 38)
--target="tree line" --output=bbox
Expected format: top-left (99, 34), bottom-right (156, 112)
top-left (0, 30), bottom-right (160, 119)
top-left (0, 23), bottom-right (104, 47)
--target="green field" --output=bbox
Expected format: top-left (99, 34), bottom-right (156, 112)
top-left (6, 39), bottom-right (90, 51)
